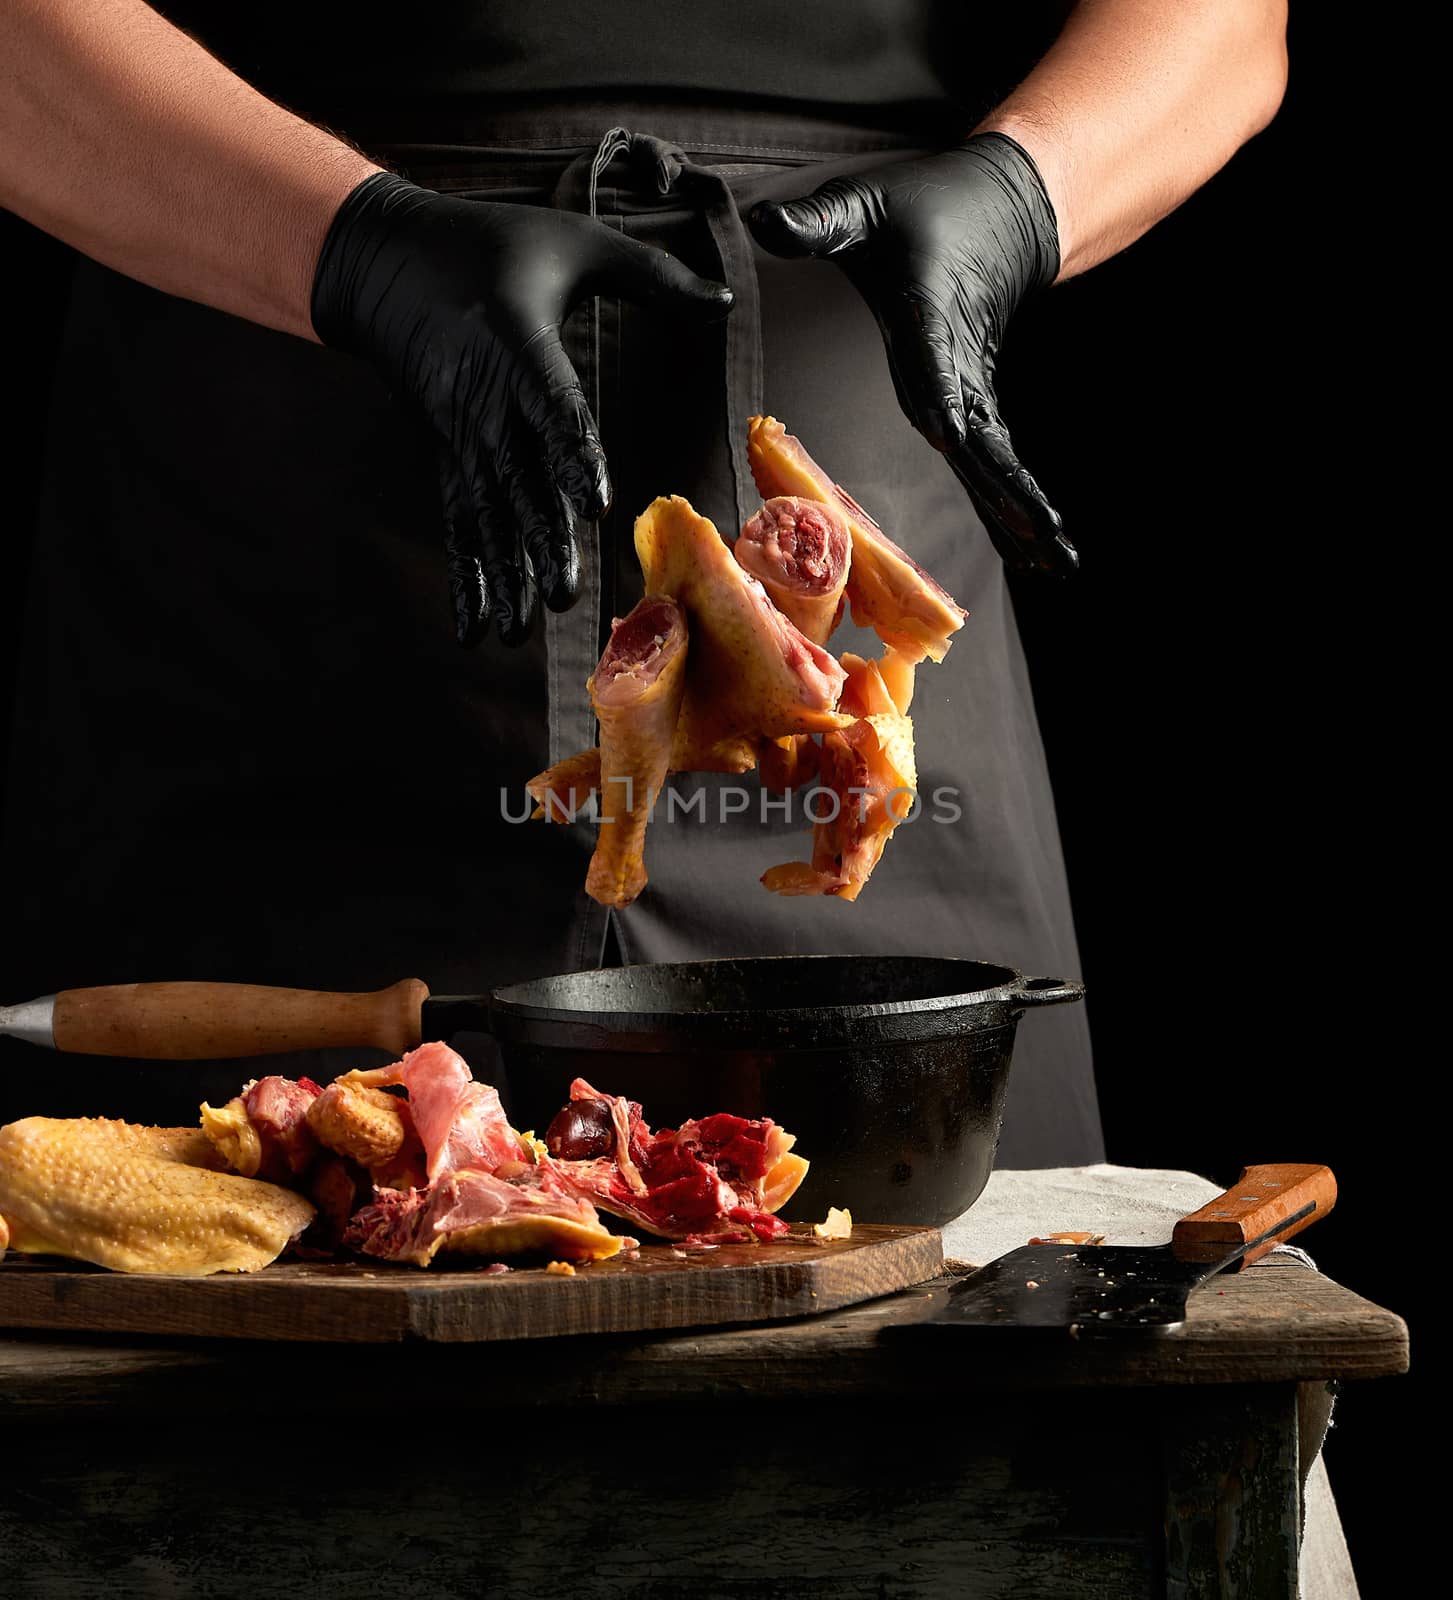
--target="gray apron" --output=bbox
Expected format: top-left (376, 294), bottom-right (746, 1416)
top-left (1, 101), bottom-right (1101, 1166)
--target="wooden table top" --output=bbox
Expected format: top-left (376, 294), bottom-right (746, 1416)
top-left (0, 1258), bottom-right (1407, 1418)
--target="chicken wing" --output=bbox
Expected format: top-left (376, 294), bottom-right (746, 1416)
top-left (527, 745), bottom-right (602, 822)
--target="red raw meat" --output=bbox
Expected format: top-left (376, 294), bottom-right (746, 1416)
top-left (344, 1166), bottom-right (624, 1266)
top-left (242, 1075), bottom-right (321, 1182)
top-left (355, 1042), bottom-right (528, 1183)
top-left (542, 1079), bottom-right (801, 1241)
top-left (205, 1049), bottom-right (806, 1268)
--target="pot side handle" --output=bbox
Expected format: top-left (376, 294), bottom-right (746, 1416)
top-left (1009, 975), bottom-right (1086, 1008)
top-left (40, 980), bottom-right (429, 1060)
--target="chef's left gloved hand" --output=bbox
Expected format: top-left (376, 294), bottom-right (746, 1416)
top-left (750, 133), bottom-right (1076, 577)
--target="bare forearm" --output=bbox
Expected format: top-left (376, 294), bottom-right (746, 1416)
top-left (0, 0), bottom-right (380, 337)
top-left (978, 0), bottom-right (1288, 279)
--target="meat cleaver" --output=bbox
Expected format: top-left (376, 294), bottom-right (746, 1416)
top-left (897, 1164), bottom-right (1335, 1337)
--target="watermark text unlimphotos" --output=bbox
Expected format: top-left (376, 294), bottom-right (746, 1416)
top-left (502, 779), bottom-right (962, 826)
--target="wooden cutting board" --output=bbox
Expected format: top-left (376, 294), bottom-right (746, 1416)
top-left (0, 1224), bottom-right (941, 1343)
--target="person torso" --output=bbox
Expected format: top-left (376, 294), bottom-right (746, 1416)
top-left (152, 3), bottom-right (1068, 141)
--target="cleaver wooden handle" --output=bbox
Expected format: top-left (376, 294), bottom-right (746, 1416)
top-left (1173, 1163), bottom-right (1337, 1268)
top-left (50, 980), bottom-right (429, 1060)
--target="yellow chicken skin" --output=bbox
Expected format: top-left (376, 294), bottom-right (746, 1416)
top-left (527, 744), bottom-right (602, 822)
top-left (0, 1117), bottom-right (315, 1275)
top-left (529, 442), bottom-right (939, 903)
top-left (585, 595), bottom-right (690, 908)
top-left (635, 496), bottom-right (850, 770)
top-left (306, 1078), bottom-right (411, 1169)
top-left (747, 415), bottom-right (967, 664)
top-left (763, 653), bottom-right (918, 901)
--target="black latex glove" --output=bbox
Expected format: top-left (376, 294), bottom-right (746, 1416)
top-left (750, 133), bottom-right (1075, 576)
top-left (312, 173), bottom-right (734, 645)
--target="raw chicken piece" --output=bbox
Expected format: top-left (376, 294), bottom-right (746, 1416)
top-left (757, 732), bottom-right (821, 793)
top-left (528, 492), bottom-right (854, 822)
top-left (526, 719), bottom-right (822, 805)
top-left (203, 1071), bottom-right (428, 1196)
top-left (747, 415), bottom-right (967, 663)
top-left (188, 1045), bottom-right (626, 1268)
top-left (585, 594), bottom-right (689, 908)
top-left (635, 495), bottom-right (849, 771)
top-left (0, 1118), bottom-right (314, 1275)
top-left (198, 1095), bottom-right (260, 1176)
top-left (543, 1079), bottom-right (808, 1241)
top-left (874, 646), bottom-right (918, 715)
top-left (734, 495), bottom-right (852, 644)
top-left (533, 726), bottom-right (796, 824)
top-left (736, 494), bottom-right (853, 790)
top-left (763, 653), bottom-right (918, 901)
top-left (306, 1154), bottom-right (370, 1249)
top-left (527, 745), bottom-right (601, 822)
top-left (344, 1168), bottom-right (623, 1266)
top-left (307, 1079), bottom-right (412, 1169)
top-left (345, 1041), bottom-right (528, 1183)
top-left (200, 1074), bottom-right (320, 1182)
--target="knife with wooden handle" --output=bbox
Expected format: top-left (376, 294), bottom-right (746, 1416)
top-left (892, 1163), bottom-right (1338, 1336)
top-left (0, 980), bottom-right (432, 1059)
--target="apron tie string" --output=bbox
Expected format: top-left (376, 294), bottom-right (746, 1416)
top-left (552, 127), bottom-right (764, 532)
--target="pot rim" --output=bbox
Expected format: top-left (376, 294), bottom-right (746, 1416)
top-left (488, 954), bottom-right (1080, 1050)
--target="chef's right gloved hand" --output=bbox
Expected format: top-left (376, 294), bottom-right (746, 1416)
top-left (312, 173), bottom-right (733, 646)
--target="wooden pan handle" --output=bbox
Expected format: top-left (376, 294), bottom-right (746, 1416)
top-left (51, 980), bottom-right (429, 1061)
top-left (1173, 1163), bottom-right (1337, 1268)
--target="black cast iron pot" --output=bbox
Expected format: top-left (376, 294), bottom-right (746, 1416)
top-left (461, 955), bottom-right (1084, 1227)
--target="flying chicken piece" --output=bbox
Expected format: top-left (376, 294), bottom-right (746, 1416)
top-left (757, 732), bottom-right (822, 793)
top-left (734, 495), bottom-right (852, 643)
top-left (527, 745), bottom-right (602, 822)
top-left (584, 594), bottom-right (690, 907)
top-left (736, 494), bottom-right (854, 791)
top-left (0, 1117), bottom-right (314, 1275)
top-left (875, 646), bottom-right (918, 715)
top-left (763, 653), bottom-right (918, 901)
top-left (747, 415), bottom-right (967, 663)
top-left (635, 495), bottom-right (849, 771)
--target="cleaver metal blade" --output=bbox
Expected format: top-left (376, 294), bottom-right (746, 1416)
top-left (898, 1163), bottom-right (1335, 1337)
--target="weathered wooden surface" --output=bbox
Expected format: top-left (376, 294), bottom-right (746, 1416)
top-left (6, 1387), bottom-right (1278, 1600)
top-left (0, 1223), bottom-right (942, 1343)
top-left (1162, 1387), bottom-right (1302, 1599)
top-left (0, 1261), bottom-right (1407, 1419)
top-left (0, 1264), bottom-right (1406, 1600)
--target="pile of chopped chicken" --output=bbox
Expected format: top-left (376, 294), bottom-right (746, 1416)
top-left (0, 1044), bottom-right (808, 1277)
top-left (527, 416), bottom-right (967, 907)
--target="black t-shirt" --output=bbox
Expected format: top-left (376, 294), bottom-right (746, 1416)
top-left (157, 2), bottom-right (1066, 136)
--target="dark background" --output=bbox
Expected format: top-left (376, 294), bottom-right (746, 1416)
top-left (0, 11), bottom-right (1416, 1591)
top-left (1000, 18), bottom-right (1419, 1592)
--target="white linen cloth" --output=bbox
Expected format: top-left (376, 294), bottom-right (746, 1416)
top-left (942, 1165), bottom-right (1358, 1600)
